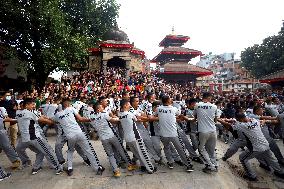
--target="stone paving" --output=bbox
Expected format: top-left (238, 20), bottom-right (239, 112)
top-left (0, 132), bottom-right (284, 189)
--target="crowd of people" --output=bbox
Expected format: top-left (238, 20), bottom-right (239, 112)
top-left (0, 67), bottom-right (284, 182)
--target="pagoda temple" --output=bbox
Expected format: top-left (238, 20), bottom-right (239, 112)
top-left (153, 32), bottom-right (212, 83)
top-left (82, 29), bottom-right (145, 77)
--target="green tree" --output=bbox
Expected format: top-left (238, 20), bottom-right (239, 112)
top-left (0, 0), bottom-right (119, 88)
top-left (241, 21), bottom-right (284, 78)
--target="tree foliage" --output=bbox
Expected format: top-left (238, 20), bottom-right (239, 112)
top-left (0, 0), bottom-right (119, 88)
top-left (241, 22), bottom-right (284, 78)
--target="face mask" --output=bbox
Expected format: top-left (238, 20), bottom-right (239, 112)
top-left (6, 96), bottom-right (12, 101)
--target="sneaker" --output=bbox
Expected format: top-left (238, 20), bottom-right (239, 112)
top-left (0, 173), bottom-right (11, 181)
top-left (56, 168), bottom-right (63, 175)
top-left (153, 166), bottom-right (157, 173)
top-left (113, 170), bottom-right (121, 178)
top-left (259, 163), bottom-right (271, 171)
top-left (140, 166), bottom-right (147, 172)
top-left (243, 174), bottom-right (258, 181)
top-left (274, 171), bottom-right (284, 179)
top-left (155, 159), bottom-right (165, 165)
top-left (213, 166), bottom-right (219, 172)
top-left (22, 160), bottom-right (32, 168)
top-left (11, 160), bottom-right (21, 169)
top-left (83, 159), bottom-right (91, 166)
top-left (96, 166), bottom-right (105, 175)
top-left (59, 160), bottom-right (66, 165)
top-left (118, 162), bottom-right (127, 169)
top-left (202, 166), bottom-right (213, 174)
top-left (278, 160), bottom-right (284, 166)
top-left (192, 157), bottom-right (203, 164)
top-left (146, 166), bottom-right (157, 174)
top-left (175, 160), bottom-right (184, 166)
top-left (167, 162), bottom-right (174, 169)
top-left (31, 167), bottom-right (42, 175)
top-left (66, 169), bottom-right (73, 176)
top-left (127, 164), bottom-right (138, 171)
top-left (186, 165), bottom-right (194, 172)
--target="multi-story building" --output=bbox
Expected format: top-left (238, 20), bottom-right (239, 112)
top-left (196, 53), bottom-right (259, 93)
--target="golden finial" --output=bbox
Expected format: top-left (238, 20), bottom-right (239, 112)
top-left (171, 26), bottom-right (175, 35)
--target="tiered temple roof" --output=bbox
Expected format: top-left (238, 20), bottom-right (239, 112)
top-left (152, 46), bottom-right (202, 63)
top-left (162, 62), bottom-right (212, 76)
top-left (154, 33), bottom-right (212, 79)
top-left (159, 35), bottom-right (190, 47)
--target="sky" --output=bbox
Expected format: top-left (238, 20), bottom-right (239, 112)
top-left (116, 0), bottom-right (284, 62)
top-left (50, 0), bottom-right (284, 79)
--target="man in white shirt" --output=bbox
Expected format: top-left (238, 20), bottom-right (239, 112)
top-left (249, 106), bottom-right (284, 166)
top-left (184, 99), bottom-right (199, 151)
top-left (72, 98), bottom-right (86, 112)
top-left (90, 103), bottom-right (137, 177)
top-left (193, 92), bottom-right (218, 173)
top-left (219, 113), bottom-right (284, 181)
top-left (52, 98), bottom-right (104, 176)
top-left (130, 97), bottom-right (162, 164)
top-left (141, 93), bottom-right (155, 116)
top-left (15, 98), bottom-right (63, 175)
top-left (54, 101), bottom-right (91, 167)
top-left (156, 95), bottom-right (194, 172)
top-left (42, 98), bottom-right (59, 136)
top-left (118, 99), bottom-right (156, 174)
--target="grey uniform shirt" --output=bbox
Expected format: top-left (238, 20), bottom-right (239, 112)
top-left (246, 108), bottom-right (253, 116)
top-left (194, 102), bottom-right (217, 133)
top-left (265, 104), bottom-right (279, 117)
top-left (16, 109), bottom-right (41, 142)
top-left (232, 118), bottom-right (269, 152)
top-left (0, 107), bottom-right (8, 130)
top-left (141, 101), bottom-right (153, 115)
top-left (130, 107), bottom-right (150, 138)
top-left (90, 112), bottom-right (114, 140)
top-left (32, 110), bottom-right (44, 134)
top-left (83, 106), bottom-right (94, 119)
top-left (52, 107), bottom-right (82, 139)
top-left (72, 101), bottom-right (86, 112)
top-left (173, 101), bottom-right (186, 111)
top-left (156, 105), bottom-right (180, 137)
top-left (118, 111), bottom-right (137, 142)
top-left (129, 107), bottom-right (145, 129)
top-left (185, 108), bottom-right (197, 133)
top-left (46, 104), bottom-right (59, 118)
top-left (40, 104), bottom-right (49, 116)
top-left (247, 113), bottom-right (260, 120)
top-left (104, 106), bottom-right (112, 116)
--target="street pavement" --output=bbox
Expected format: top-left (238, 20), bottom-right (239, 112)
top-left (0, 131), bottom-right (284, 189)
